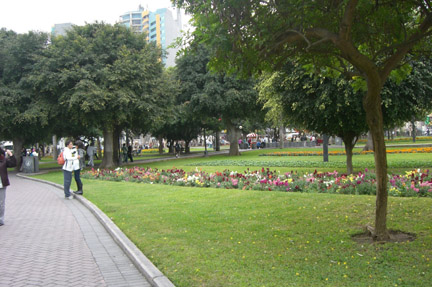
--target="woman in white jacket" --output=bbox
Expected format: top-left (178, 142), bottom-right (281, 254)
top-left (62, 140), bottom-right (81, 199)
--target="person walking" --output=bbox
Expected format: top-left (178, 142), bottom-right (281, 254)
top-left (175, 142), bottom-right (181, 158)
top-left (127, 144), bottom-right (134, 163)
top-left (74, 140), bottom-right (85, 195)
top-left (0, 147), bottom-right (17, 226)
top-left (87, 142), bottom-right (96, 167)
top-left (121, 143), bottom-right (128, 163)
top-left (62, 140), bottom-right (81, 199)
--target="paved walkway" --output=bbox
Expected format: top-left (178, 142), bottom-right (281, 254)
top-left (0, 173), bottom-right (153, 287)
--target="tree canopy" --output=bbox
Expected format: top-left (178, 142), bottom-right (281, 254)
top-left (175, 0), bottom-right (432, 240)
top-left (0, 29), bottom-right (51, 166)
top-left (31, 23), bottom-right (165, 168)
top-left (175, 44), bottom-right (263, 155)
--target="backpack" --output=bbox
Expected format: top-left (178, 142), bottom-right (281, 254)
top-left (57, 151), bottom-right (65, 165)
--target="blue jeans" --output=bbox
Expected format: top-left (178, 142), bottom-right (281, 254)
top-left (74, 169), bottom-right (82, 189)
top-left (63, 170), bottom-right (73, 197)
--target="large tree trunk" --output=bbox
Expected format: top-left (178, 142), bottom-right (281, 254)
top-left (279, 124), bottom-right (285, 149)
top-left (362, 131), bottom-right (374, 151)
top-left (363, 75), bottom-right (389, 241)
top-left (52, 135), bottom-right (58, 159)
top-left (113, 126), bottom-right (121, 166)
top-left (323, 134), bottom-right (329, 162)
top-left (342, 134), bottom-right (358, 175)
top-left (203, 129), bottom-right (208, 156)
top-left (12, 137), bottom-right (24, 172)
top-left (215, 130), bottom-right (221, 151)
top-left (158, 136), bottom-right (164, 155)
top-left (411, 118), bottom-right (416, 143)
top-left (100, 127), bottom-right (119, 169)
top-left (226, 121), bottom-right (241, 156)
top-left (185, 140), bottom-right (191, 154)
top-left (97, 137), bottom-right (102, 159)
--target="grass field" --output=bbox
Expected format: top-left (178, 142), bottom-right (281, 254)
top-left (33, 146), bottom-right (432, 287)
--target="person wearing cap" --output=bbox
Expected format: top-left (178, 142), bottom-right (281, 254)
top-left (0, 147), bottom-right (17, 226)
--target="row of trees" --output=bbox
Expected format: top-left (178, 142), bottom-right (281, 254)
top-left (173, 0), bottom-right (432, 241)
top-left (1, 2), bottom-right (432, 241)
top-left (1, 21), bottom-right (431, 172)
top-left (0, 24), bottom-right (267, 168)
top-left (258, 60), bottom-right (432, 174)
top-left (0, 24), bottom-right (167, 168)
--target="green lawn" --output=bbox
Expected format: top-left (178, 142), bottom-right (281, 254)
top-left (33, 147), bottom-right (432, 287)
top-left (130, 147), bottom-right (432, 174)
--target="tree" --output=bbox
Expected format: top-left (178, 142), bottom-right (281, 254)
top-left (31, 23), bottom-right (164, 168)
top-left (175, 0), bottom-right (432, 241)
top-left (260, 59), bottom-right (432, 174)
top-left (0, 29), bottom-right (50, 170)
top-left (175, 45), bottom-right (263, 156)
top-left (258, 63), bottom-right (368, 174)
top-left (381, 59), bottom-right (432, 132)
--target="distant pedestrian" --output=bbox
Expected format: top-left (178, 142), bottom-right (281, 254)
top-left (122, 143), bottom-right (128, 163)
top-left (175, 142), bottom-right (181, 158)
top-left (127, 145), bottom-right (133, 162)
top-left (0, 147), bottom-right (17, 226)
top-left (87, 142), bottom-right (96, 167)
top-left (62, 140), bottom-right (81, 199)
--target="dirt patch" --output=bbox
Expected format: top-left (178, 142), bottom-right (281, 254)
top-left (352, 230), bottom-right (416, 244)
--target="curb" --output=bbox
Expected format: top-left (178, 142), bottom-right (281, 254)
top-left (16, 173), bottom-right (175, 287)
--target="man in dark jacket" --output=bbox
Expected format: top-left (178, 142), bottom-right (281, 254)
top-left (0, 147), bottom-right (17, 226)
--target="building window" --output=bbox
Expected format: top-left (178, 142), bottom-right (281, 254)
top-left (151, 28), bottom-right (156, 33)
top-left (151, 21), bottom-right (156, 26)
top-left (132, 20), bottom-right (141, 25)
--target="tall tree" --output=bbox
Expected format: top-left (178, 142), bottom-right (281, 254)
top-left (260, 59), bottom-right (432, 174)
top-left (175, 0), bottom-right (432, 241)
top-left (0, 29), bottom-right (50, 169)
top-left (381, 59), bottom-right (432, 131)
top-left (176, 45), bottom-right (263, 155)
top-left (31, 23), bottom-right (164, 168)
top-left (258, 63), bottom-right (368, 174)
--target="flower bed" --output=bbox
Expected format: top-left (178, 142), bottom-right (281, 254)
top-left (140, 148), bottom-right (161, 154)
top-left (357, 136), bottom-right (432, 143)
top-left (261, 147), bottom-right (432, 157)
top-left (82, 167), bottom-right (432, 197)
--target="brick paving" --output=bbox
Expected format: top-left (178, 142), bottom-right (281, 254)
top-left (0, 173), bottom-right (151, 287)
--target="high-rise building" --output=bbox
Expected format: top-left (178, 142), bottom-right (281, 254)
top-left (120, 6), bottom-right (182, 67)
top-left (119, 5), bottom-right (145, 33)
top-left (51, 23), bottom-right (74, 37)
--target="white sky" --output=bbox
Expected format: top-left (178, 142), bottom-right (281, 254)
top-left (0, 0), bottom-right (186, 34)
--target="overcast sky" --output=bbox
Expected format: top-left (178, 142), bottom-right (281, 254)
top-left (0, 0), bottom-right (186, 34)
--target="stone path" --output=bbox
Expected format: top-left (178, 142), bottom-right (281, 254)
top-left (0, 173), bottom-right (152, 287)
